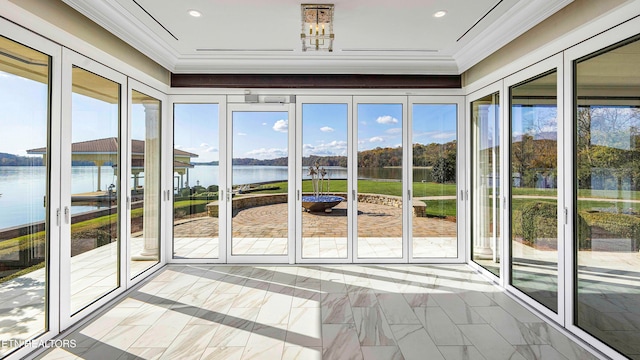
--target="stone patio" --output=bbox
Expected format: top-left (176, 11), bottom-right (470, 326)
top-left (174, 201), bottom-right (458, 259)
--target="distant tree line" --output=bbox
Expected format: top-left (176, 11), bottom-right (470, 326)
top-left (0, 153), bottom-right (43, 166)
top-left (0, 153), bottom-right (118, 166)
top-left (228, 140), bottom-right (458, 183)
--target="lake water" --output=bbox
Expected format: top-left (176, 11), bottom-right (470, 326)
top-left (1, 165), bottom-right (433, 229)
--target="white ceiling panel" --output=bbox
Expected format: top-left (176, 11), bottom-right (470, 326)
top-left (62, 0), bottom-right (574, 74)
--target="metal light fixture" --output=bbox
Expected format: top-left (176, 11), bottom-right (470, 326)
top-left (301, 4), bottom-right (334, 52)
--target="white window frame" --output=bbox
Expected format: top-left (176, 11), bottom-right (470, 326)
top-left (59, 48), bottom-right (128, 330)
top-left (0, 17), bottom-right (63, 360)
top-left (466, 81), bottom-right (504, 284)
top-left (167, 94), bottom-right (227, 264)
top-left (562, 15), bottom-right (640, 360)
top-left (295, 95), bottom-right (354, 264)
top-left (225, 102), bottom-right (296, 264)
top-left (502, 53), bottom-right (565, 325)
top-left (125, 79), bottom-right (168, 285)
top-left (353, 96), bottom-right (408, 263)
top-left (408, 96), bottom-right (466, 263)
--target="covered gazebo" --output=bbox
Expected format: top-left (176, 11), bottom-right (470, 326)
top-left (27, 138), bottom-right (197, 192)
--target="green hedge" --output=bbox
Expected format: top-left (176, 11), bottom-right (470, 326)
top-left (520, 201), bottom-right (557, 244)
top-left (514, 201), bottom-right (590, 248)
top-left (581, 211), bottom-right (640, 249)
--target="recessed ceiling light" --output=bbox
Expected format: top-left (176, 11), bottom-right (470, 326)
top-left (433, 10), bottom-right (447, 18)
top-left (188, 9), bottom-right (202, 17)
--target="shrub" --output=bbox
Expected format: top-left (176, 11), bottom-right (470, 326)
top-left (520, 201), bottom-right (557, 244)
top-left (207, 185), bottom-right (219, 192)
top-left (581, 211), bottom-right (640, 250)
top-left (192, 185), bottom-right (206, 194)
top-left (576, 212), bottom-right (591, 249)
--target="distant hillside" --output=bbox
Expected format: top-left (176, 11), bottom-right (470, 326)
top-left (228, 141), bottom-right (457, 168)
top-left (0, 152), bottom-right (43, 166)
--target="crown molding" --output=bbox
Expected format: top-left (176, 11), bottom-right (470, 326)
top-left (172, 56), bottom-right (459, 75)
top-left (0, 0), bottom-right (170, 92)
top-left (62, 0), bottom-right (179, 72)
top-left (453, 0), bottom-right (574, 73)
top-left (60, 0), bottom-right (574, 75)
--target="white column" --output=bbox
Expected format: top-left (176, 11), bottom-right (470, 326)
top-left (133, 100), bottom-right (160, 260)
top-left (474, 105), bottom-right (494, 260)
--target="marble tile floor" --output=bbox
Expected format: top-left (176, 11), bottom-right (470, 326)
top-left (174, 236), bottom-right (458, 259)
top-left (30, 264), bottom-right (604, 360)
top-left (0, 239), bottom-right (156, 357)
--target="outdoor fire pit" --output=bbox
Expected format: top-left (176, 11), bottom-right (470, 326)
top-left (303, 161), bottom-right (344, 212)
top-left (302, 195), bottom-right (344, 212)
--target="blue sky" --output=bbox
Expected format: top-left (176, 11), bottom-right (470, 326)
top-left (303, 104), bottom-right (348, 157)
top-left (232, 111), bottom-right (289, 160)
top-left (1, 69), bottom-right (458, 161)
top-left (0, 72), bottom-right (49, 156)
top-left (174, 104), bottom-right (219, 162)
top-left (357, 103), bottom-right (403, 151)
top-left (412, 104), bottom-right (457, 144)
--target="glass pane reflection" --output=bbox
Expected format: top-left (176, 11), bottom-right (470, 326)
top-left (510, 71), bottom-right (559, 312)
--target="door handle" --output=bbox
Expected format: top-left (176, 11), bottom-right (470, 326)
top-left (64, 206), bottom-right (70, 224)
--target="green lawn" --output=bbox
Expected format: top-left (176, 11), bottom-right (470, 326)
top-left (423, 199), bottom-right (457, 218)
top-left (238, 179), bottom-right (457, 197)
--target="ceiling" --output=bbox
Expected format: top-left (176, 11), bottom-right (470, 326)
top-left (62, 0), bottom-right (574, 75)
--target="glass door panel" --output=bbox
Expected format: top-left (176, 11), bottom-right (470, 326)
top-left (356, 103), bottom-right (404, 259)
top-left (574, 37), bottom-right (640, 358)
top-left (129, 90), bottom-right (161, 278)
top-left (471, 93), bottom-right (501, 276)
top-left (411, 104), bottom-right (458, 258)
top-left (230, 109), bottom-right (290, 258)
top-left (300, 103), bottom-right (349, 259)
top-left (69, 66), bottom-right (121, 314)
top-left (0, 36), bottom-right (51, 357)
top-left (173, 104), bottom-right (220, 259)
top-left (510, 70), bottom-right (559, 312)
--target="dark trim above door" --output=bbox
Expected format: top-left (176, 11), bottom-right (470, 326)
top-left (171, 74), bottom-right (462, 89)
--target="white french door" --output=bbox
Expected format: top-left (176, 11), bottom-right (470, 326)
top-left (295, 96), bottom-right (353, 263)
top-left (226, 103), bottom-right (295, 264)
top-left (59, 49), bottom-right (128, 329)
top-left (408, 96), bottom-right (465, 263)
top-left (353, 96), bottom-right (408, 263)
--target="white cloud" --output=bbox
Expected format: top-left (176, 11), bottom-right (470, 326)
top-left (386, 127), bottom-right (402, 134)
top-left (432, 131), bottom-right (457, 139)
top-left (369, 136), bottom-right (384, 143)
top-left (237, 132), bottom-right (247, 136)
top-left (205, 147), bottom-right (218, 153)
top-left (320, 126), bottom-right (334, 132)
top-left (303, 140), bottom-right (347, 156)
top-left (376, 115), bottom-right (398, 124)
top-left (174, 144), bottom-right (183, 149)
top-left (273, 119), bottom-right (288, 133)
top-left (358, 140), bottom-right (366, 144)
top-left (199, 143), bottom-right (210, 147)
top-left (262, 122), bottom-right (267, 126)
top-left (246, 147), bottom-right (288, 159)
top-left (360, 121), bottom-right (367, 125)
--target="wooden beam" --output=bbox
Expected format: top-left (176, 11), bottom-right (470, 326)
top-left (171, 73), bottom-right (461, 89)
